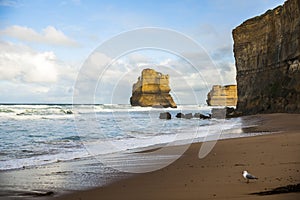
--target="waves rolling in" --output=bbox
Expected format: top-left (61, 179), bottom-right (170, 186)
top-left (0, 104), bottom-right (245, 171)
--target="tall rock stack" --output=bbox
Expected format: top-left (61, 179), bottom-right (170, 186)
top-left (130, 68), bottom-right (177, 108)
top-left (233, 0), bottom-right (300, 115)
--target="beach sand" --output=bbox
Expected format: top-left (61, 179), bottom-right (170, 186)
top-left (52, 113), bottom-right (300, 200)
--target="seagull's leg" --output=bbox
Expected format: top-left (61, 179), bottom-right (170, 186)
top-left (247, 179), bottom-right (249, 184)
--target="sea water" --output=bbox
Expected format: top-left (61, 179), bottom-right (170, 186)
top-left (0, 104), bottom-right (255, 171)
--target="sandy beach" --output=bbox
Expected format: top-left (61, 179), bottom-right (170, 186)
top-left (1, 0), bottom-right (299, 200)
top-left (52, 113), bottom-right (300, 200)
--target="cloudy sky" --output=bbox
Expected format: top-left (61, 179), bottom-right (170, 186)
top-left (0, 0), bottom-right (285, 104)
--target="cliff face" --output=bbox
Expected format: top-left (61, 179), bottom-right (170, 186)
top-left (207, 85), bottom-right (237, 106)
top-left (130, 69), bottom-right (177, 108)
top-left (233, 0), bottom-right (300, 115)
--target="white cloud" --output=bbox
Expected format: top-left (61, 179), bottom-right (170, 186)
top-left (0, 41), bottom-right (58, 82)
top-left (0, 41), bottom-right (78, 103)
top-left (0, 25), bottom-right (79, 47)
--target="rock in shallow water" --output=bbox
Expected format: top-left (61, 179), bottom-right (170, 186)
top-left (184, 113), bottom-right (193, 119)
top-left (159, 112), bottom-right (171, 120)
top-left (176, 113), bottom-right (185, 118)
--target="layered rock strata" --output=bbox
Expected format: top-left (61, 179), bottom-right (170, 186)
top-left (233, 0), bottom-right (300, 115)
top-left (130, 69), bottom-right (177, 108)
top-left (206, 85), bottom-right (237, 106)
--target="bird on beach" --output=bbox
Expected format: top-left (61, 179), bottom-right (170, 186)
top-left (243, 170), bottom-right (258, 183)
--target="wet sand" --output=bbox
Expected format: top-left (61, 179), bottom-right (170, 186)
top-left (53, 113), bottom-right (300, 200)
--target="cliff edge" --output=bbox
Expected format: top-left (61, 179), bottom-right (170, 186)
top-left (130, 69), bottom-right (177, 108)
top-left (207, 85), bottom-right (237, 106)
top-left (233, 0), bottom-right (300, 115)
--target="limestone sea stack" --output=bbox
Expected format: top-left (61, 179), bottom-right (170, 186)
top-left (130, 68), bottom-right (177, 108)
top-left (233, 0), bottom-right (300, 115)
top-left (206, 85), bottom-right (237, 106)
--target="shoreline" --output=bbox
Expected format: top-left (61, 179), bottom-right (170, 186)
top-left (0, 113), bottom-right (299, 199)
top-left (0, 112), bottom-right (283, 173)
top-left (0, 112), bottom-right (261, 173)
top-left (52, 113), bottom-right (300, 200)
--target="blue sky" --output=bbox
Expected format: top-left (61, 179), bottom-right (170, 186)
top-left (0, 0), bottom-right (285, 104)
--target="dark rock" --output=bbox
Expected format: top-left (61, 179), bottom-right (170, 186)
top-left (212, 107), bottom-right (242, 118)
top-left (194, 113), bottom-right (201, 118)
top-left (159, 112), bottom-right (171, 120)
top-left (226, 107), bottom-right (235, 114)
top-left (233, 0), bottom-right (300, 115)
top-left (176, 113), bottom-right (185, 118)
top-left (200, 114), bottom-right (211, 120)
top-left (211, 108), bottom-right (226, 119)
top-left (184, 113), bottom-right (193, 119)
top-left (194, 113), bottom-right (211, 119)
top-left (225, 107), bottom-right (242, 118)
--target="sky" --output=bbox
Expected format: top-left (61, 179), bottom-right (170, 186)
top-left (0, 0), bottom-right (285, 104)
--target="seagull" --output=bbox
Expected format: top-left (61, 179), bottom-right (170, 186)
top-left (243, 170), bottom-right (258, 183)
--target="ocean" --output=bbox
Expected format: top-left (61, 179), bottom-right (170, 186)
top-left (0, 104), bottom-right (267, 198)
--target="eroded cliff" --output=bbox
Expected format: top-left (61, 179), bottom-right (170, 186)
top-left (233, 0), bottom-right (300, 115)
top-left (130, 69), bottom-right (177, 108)
top-left (207, 85), bottom-right (237, 106)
